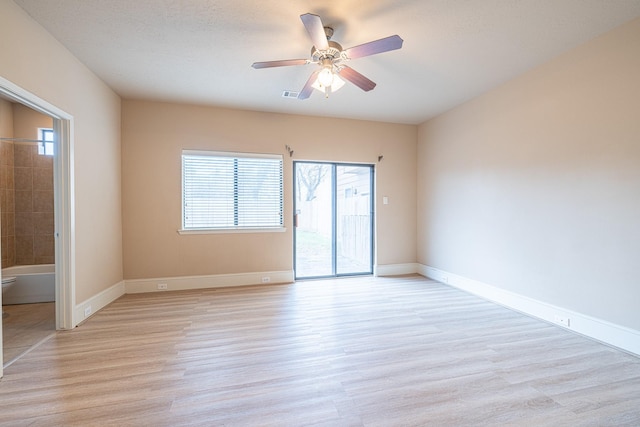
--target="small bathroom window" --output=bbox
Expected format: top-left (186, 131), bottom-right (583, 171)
top-left (38, 128), bottom-right (54, 156)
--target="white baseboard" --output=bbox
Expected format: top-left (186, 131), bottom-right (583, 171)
top-left (125, 270), bottom-right (295, 294)
top-left (419, 265), bottom-right (640, 357)
top-left (74, 280), bottom-right (126, 326)
top-left (375, 263), bottom-right (419, 276)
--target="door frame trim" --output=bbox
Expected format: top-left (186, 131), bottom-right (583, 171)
top-left (0, 76), bottom-right (75, 335)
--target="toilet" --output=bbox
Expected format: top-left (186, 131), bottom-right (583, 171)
top-left (2, 276), bottom-right (16, 316)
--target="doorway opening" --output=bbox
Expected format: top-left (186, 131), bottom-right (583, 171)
top-left (1, 76), bottom-right (74, 373)
top-left (294, 161), bottom-right (374, 279)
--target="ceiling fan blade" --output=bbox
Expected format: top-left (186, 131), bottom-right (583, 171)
top-left (298, 70), bottom-right (320, 100)
top-left (252, 59), bottom-right (309, 69)
top-left (338, 66), bottom-right (377, 92)
top-left (300, 13), bottom-right (329, 51)
top-left (344, 35), bottom-right (403, 59)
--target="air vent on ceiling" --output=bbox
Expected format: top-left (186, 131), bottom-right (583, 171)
top-left (282, 90), bottom-right (300, 99)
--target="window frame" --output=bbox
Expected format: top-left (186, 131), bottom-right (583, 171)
top-left (38, 127), bottom-right (55, 156)
top-left (179, 149), bottom-right (285, 235)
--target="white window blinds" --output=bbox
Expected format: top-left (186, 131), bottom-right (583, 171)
top-left (182, 150), bottom-right (284, 230)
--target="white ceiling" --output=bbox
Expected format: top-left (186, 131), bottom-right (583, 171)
top-left (13, 0), bottom-right (640, 124)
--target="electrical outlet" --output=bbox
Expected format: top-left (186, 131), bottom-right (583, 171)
top-left (84, 305), bottom-right (92, 317)
top-left (261, 276), bottom-right (271, 283)
top-left (157, 283), bottom-right (168, 290)
top-left (554, 315), bottom-right (571, 328)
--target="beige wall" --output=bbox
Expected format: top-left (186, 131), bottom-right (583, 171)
top-left (0, 1), bottom-right (122, 304)
top-left (11, 103), bottom-right (53, 141)
top-left (417, 18), bottom-right (640, 330)
top-left (122, 100), bottom-right (417, 279)
top-left (0, 99), bottom-right (14, 136)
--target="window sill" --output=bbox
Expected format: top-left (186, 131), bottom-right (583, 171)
top-left (178, 227), bottom-right (287, 235)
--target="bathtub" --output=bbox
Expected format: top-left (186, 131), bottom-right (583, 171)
top-left (1, 264), bottom-right (55, 305)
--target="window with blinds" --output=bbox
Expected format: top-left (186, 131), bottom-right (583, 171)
top-left (182, 150), bottom-right (284, 231)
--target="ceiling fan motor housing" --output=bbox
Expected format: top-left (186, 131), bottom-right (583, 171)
top-left (311, 40), bottom-right (344, 63)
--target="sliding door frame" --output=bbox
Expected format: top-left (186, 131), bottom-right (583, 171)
top-left (293, 161), bottom-right (374, 280)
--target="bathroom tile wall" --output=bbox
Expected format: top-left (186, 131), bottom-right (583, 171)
top-left (1, 140), bottom-right (16, 267)
top-left (0, 98), bottom-right (16, 268)
top-left (0, 102), bottom-right (55, 268)
top-left (14, 144), bottom-right (54, 265)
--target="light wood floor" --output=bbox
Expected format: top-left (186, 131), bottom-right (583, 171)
top-left (2, 302), bottom-right (55, 366)
top-left (1, 275), bottom-right (640, 426)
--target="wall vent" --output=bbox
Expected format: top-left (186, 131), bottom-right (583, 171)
top-left (282, 90), bottom-right (299, 99)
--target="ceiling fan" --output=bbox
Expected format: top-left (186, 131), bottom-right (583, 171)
top-left (252, 13), bottom-right (403, 99)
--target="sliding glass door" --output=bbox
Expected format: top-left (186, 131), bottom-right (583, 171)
top-left (294, 162), bottom-right (373, 279)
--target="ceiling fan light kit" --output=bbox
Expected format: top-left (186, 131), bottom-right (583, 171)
top-left (252, 13), bottom-right (403, 100)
